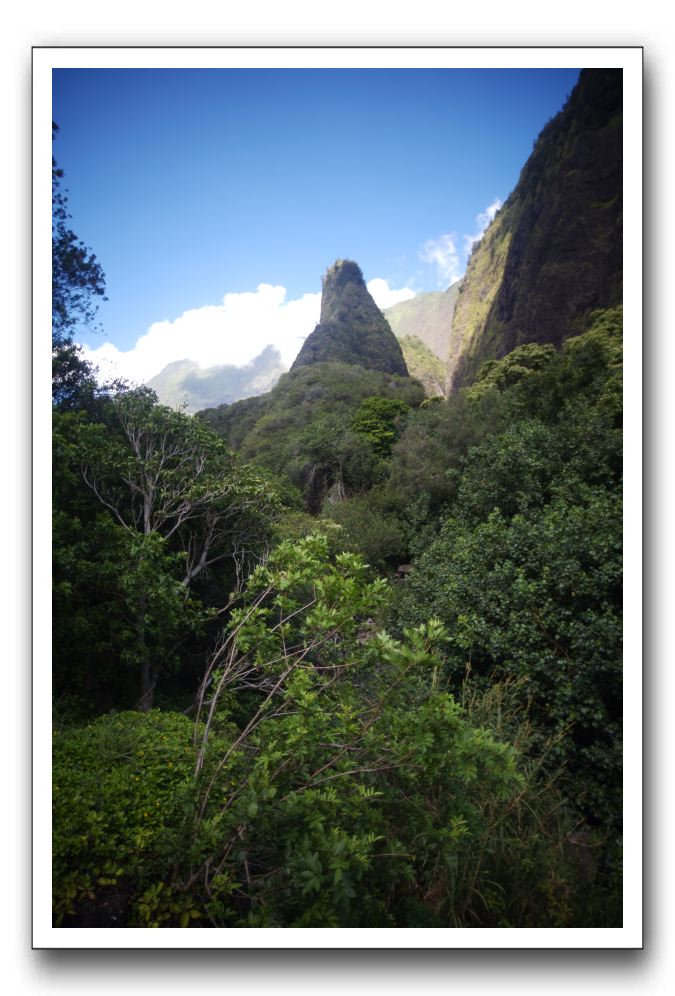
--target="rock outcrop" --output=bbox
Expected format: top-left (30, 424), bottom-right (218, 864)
top-left (291, 259), bottom-right (408, 377)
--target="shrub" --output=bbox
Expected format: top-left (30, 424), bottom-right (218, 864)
top-left (52, 710), bottom-right (224, 926)
top-left (395, 487), bottom-right (622, 837)
top-left (351, 396), bottom-right (410, 457)
top-left (180, 537), bottom-right (587, 926)
top-left (322, 490), bottom-right (407, 570)
top-left (53, 533), bottom-right (618, 928)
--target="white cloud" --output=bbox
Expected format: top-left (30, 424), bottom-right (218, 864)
top-left (367, 278), bottom-right (416, 310)
top-left (418, 234), bottom-right (462, 287)
top-left (463, 197), bottom-right (503, 256)
top-left (81, 277), bottom-right (416, 386)
top-left (82, 284), bottom-right (320, 386)
top-left (419, 199), bottom-right (504, 288)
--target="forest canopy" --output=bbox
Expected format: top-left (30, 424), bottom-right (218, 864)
top-left (51, 73), bottom-right (624, 929)
top-left (53, 304), bottom-right (624, 928)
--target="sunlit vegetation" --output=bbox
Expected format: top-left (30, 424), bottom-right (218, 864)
top-left (53, 306), bottom-right (623, 927)
top-left (52, 69), bottom-right (623, 928)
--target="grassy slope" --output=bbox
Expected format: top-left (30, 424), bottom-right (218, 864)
top-left (384, 281), bottom-right (460, 362)
top-left (398, 335), bottom-right (446, 397)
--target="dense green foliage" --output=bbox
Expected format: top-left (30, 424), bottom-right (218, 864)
top-left (322, 489), bottom-right (408, 570)
top-left (54, 538), bottom-right (595, 927)
top-left (52, 101), bottom-right (623, 928)
top-left (53, 391), bottom-right (281, 714)
top-left (351, 396), bottom-right (411, 456)
top-left (53, 307), bottom-right (623, 928)
top-left (396, 489), bottom-right (621, 827)
top-left (390, 308), bottom-right (623, 909)
top-left (53, 710), bottom-right (204, 926)
top-left (198, 362), bottom-right (424, 511)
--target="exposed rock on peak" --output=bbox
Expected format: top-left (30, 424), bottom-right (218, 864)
top-left (291, 259), bottom-right (409, 377)
top-left (319, 259), bottom-right (366, 322)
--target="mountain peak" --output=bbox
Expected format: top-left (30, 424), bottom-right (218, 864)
top-left (291, 260), bottom-right (408, 377)
top-left (320, 258), bottom-right (366, 321)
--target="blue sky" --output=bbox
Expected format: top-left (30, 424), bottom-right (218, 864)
top-left (53, 67), bottom-right (579, 383)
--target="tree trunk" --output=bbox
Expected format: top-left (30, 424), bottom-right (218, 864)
top-left (136, 594), bottom-right (154, 712)
top-left (139, 661), bottom-right (155, 712)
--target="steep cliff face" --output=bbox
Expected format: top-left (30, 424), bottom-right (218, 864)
top-left (291, 260), bottom-right (408, 377)
top-left (447, 69), bottom-right (622, 393)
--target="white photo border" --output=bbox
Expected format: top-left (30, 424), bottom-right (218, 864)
top-left (33, 45), bottom-right (643, 950)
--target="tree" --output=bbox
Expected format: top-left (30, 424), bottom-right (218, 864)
top-left (395, 486), bottom-right (622, 839)
top-left (54, 406), bottom-right (205, 715)
top-left (52, 123), bottom-right (107, 347)
top-left (52, 342), bottom-right (99, 411)
top-left (393, 308), bottom-right (624, 874)
top-left (52, 339), bottom-right (130, 416)
top-left (52, 534), bottom-right (614, 927)
top-left (322, 488), bottom-right (407, 570)
top-left (351, 396), bottom-right (410, 457)
top-left (177, 536), bottom-right (573, 927)
top-left (64, 391), bottom-right (281, 709)
top-left (294, 413), bottom-right (384, 509)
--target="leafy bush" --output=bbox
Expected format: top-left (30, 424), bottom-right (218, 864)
top-left (53, 710), bottom-right (214, 926)
top-left (395, 487), bottom-right (622, 837)
top-left (322, 489), bottom-right (407, 571)
top-left (467, 342), bottom-right (557, 406)
top-left (351, 396), bottom-right (410, 457)
top-left (179, 536), bottom-right (586, 926)
top-left (273, 510), bottom-right (349, 553)
top-left (387, 388), bottom-right (510, 515)
top-left (53, 537), bottom-right (592, 928)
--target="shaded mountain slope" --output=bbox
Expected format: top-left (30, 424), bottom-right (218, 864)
top-left (448, 69), bottom-right (622, 392)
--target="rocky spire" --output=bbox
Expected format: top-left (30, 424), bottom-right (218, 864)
top-left (291, 260), bottom-right (408, 377)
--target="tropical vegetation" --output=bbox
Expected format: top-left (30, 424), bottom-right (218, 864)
top-left (51, 70), bottom-right (624, 929)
